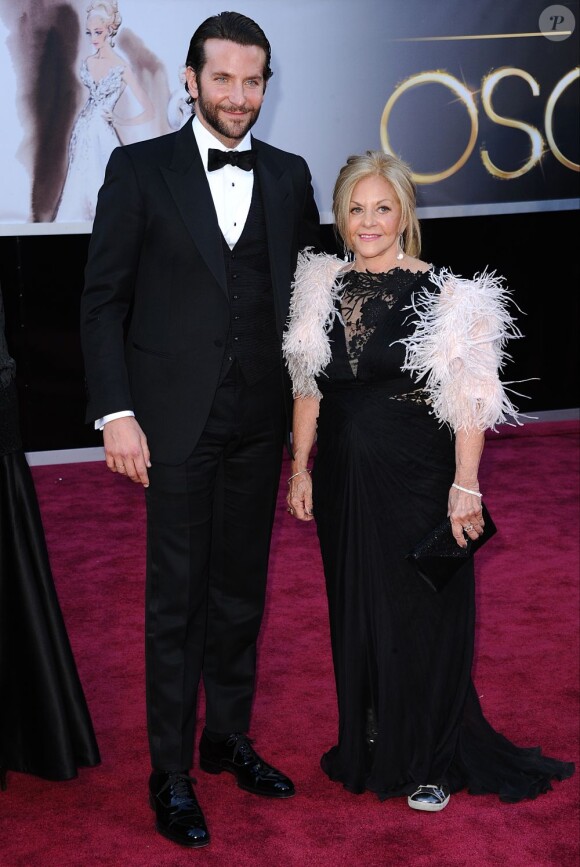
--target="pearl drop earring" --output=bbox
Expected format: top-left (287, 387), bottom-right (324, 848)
top-left (396, 234), bottom-right (404, 261)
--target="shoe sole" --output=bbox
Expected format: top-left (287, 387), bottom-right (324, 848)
top-left (407, 793), bottom-right (450, 812)
top-left (199, 758), bottom-right (296, 798)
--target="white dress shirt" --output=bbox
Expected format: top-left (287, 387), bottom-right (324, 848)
top-left (192, 116), bottom-right (254, 249)
top-left (96, 116), bottom-right (255, 430)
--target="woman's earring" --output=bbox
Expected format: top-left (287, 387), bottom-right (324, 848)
top-left (343, 244), bottom-right (354, 263)
top-left (396, 234), bottom-right (405, 261)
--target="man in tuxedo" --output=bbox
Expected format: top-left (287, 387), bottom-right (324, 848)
top-left (80, 11), bottom-right (320, 848)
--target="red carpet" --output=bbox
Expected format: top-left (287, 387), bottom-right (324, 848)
top-left (1, 421), bottom-right (578, 866)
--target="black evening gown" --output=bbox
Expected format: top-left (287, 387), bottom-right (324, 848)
top-left (0, 379), bottom-right (100, 784)
top-left (313, 268), bottom-right (573, 801)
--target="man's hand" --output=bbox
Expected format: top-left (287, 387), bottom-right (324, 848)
top-left (103, 416), bottom-right (151, 487)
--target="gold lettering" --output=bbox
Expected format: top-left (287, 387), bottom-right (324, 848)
top-left (380, 71), bottom-right (478, 183)
top-left (545, 68), bottom-right (580, 171)
top-left (480, 68), bottom-right (543, 179)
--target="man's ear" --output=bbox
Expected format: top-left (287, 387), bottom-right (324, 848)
top-left (185, 66), bottom-right (199, 100)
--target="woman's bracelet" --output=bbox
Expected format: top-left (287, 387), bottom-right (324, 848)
top-left (452, 482), bottom-right (482, 498)
top-left (287, 468), bottom-right (311, 484)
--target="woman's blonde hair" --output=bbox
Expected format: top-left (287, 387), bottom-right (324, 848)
top-left (86, 1), bottom-right (122, 42)
top-left (332, 150), bottom-right (421, 258)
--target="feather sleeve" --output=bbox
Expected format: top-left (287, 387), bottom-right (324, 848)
top-left (282, 249), bottom-right (345, 399)
top-left (398, 268), bottom-right (524, 432)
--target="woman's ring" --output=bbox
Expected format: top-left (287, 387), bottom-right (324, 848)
top-left (463, 524), bottom-right (473, 532)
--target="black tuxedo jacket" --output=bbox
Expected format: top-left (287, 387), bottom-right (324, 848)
top-left (81, 120), bottom-right (320, 464)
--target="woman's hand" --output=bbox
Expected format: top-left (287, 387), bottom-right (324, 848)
top-left (286, 469), bottom-right (314, 521)
top-left (448, 484), bottom-right (484, 548)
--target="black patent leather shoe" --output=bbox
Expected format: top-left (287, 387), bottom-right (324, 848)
top-left (199, 731), bottom-right (295, 798)
top-left (149, 770), bottom-right (210, 847)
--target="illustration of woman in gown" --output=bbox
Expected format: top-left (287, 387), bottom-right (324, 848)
top-left (53, 1), bottom-right (154, 222)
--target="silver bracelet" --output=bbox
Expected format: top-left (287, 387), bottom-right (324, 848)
top-left (287, 469), bottom-right (311, 484)
top-left (452, 482), bottom-right (482, 498)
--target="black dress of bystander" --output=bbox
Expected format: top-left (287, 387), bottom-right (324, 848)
top-left (0, 289), bottom-right (100, 787)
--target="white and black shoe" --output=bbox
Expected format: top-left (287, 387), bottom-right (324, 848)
top-left (408, 784), bottom-right (451, 812)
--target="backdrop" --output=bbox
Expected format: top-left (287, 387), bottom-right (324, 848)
top-left (0, 0), bottom-right (578, 233)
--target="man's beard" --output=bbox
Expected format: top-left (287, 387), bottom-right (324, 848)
top-left (196, 85), bottom-right (260, 143)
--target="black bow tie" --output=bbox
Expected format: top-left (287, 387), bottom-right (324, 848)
top-left (207, 148), bottom-right (256, 172)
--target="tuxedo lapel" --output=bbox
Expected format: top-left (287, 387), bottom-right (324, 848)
top-left (253, 139), bottom-right (294, 332)
top-left (160, 121), bottom-right (227, 295)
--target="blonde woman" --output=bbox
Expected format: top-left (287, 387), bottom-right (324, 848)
top-left (284, 150), bottom-right (574, 812)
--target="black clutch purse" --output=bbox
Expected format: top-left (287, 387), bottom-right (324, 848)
top-left (406, 503), bottom-right (497, 593)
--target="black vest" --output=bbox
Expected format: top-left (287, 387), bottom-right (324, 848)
top-left (220, 176), bottom-right (280, 385)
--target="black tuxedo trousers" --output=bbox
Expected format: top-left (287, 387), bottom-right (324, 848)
top-left (144, 363), bottom-right (285, 771)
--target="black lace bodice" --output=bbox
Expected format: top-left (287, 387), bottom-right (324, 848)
top-left (340, 268), bottom-right (427, 376)
top-left (318, 267), bottom-right (433, 403)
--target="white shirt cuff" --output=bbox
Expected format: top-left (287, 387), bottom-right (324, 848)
top-left (95, 410), bottom-right (135, 431)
